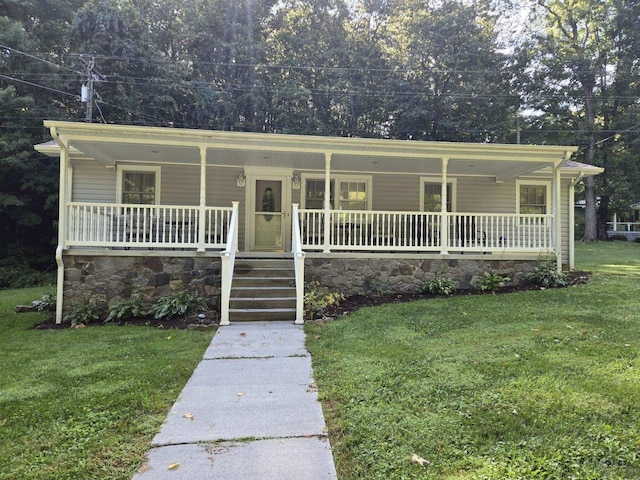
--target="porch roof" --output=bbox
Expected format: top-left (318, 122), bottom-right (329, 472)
top-left (37, 121), bottom-right (594, 180)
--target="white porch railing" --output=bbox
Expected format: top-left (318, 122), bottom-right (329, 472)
top-left (291, 204), bottom-right (305, 325)
top-left (298, 209), bottom-right (553, 253)
top-left (219, 201), bottom-right (239, 326)
top-left (66, 202), bottom-right (233, 249)
top-left (607, 222), bottom-right (640, 232)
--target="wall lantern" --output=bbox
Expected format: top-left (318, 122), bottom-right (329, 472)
top-left (236, 172), bottom-right (246, 188)
top-left (292, 175), bottom-right (301, 190)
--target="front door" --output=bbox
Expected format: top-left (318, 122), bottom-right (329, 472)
top-left (251, 177), bottom-right (287, 251)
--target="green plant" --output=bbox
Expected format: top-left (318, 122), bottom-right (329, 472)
top-left (304, 281), bottom-right (345, 319)
top-left (148, 289), bottom-right (207, 320)
top-left (421, 272), bottom-right (456, 296)
top-left (64, 299), bottom-right (107, 325)
top-left (105, 292), bottom-right (149, 323)
top-left (524, 254), bottom-right (567, 288)
top-left (474, 270), bottom-right (511, 293)
top-left (30, 289), bottom-right (56, 312)
top-left (609, 234), bottom-right (628, 241)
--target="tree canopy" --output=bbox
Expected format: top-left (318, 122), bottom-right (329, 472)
top-left (1, 0), bottom-right (639, 282)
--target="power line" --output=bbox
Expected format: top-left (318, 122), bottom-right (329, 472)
top-left (0, 44), bottom-right (82, 75)
top-left (0, 74), bottom-right (80, 99)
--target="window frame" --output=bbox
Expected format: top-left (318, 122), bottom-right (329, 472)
top-left (516, 180), bottom-right (551, 215)
top-left (300, 173), bottom-right (372, 210)
top-left (116, 165), bottom-right (161, 205)
top-left (419, 177), bottom-right (457, 212)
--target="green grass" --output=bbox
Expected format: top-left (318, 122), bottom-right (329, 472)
top-left (0, 287), bottom-right (215, 480)
top-left (307, 241), bottom-right (640, 479)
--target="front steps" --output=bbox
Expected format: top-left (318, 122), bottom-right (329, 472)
top-left (229, 254), bottom-right (297, 321)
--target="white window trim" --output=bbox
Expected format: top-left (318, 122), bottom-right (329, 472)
top-left (419, 176), bottom-right (457, 212)
top-left (516, 180), bottom-right (551, 214)
top-left (116, 165), bottom-right (161, 205)
top-left (300, 173), bottom-right (372, 210)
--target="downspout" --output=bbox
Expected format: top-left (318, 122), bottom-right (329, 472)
top-left (553, 162), bottom-right (562, 272)
top-left (51, 127), bottom-right (68, 324)
top-left (569, 172), bottom-right (585, 270)
top-left (323, 152), bottom-right (332, 253)
top-left (440, 158), bottom-right (449, 254)
top-left (197, 146), bottom-right (207, 252)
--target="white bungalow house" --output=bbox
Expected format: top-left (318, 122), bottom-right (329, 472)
top-left (36, 121), bottom-right (603, 325)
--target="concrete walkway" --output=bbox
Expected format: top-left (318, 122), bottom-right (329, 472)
top-left (133, 322), bottom-right (338, 480)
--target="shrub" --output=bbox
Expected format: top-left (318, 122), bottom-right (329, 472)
top-left (421, 272), bottom-right (456, 296)
top-left (609, 234), bottom-right (628, 241)
top-left (304, 281), bottom-right (345, 319)
top-left (524, 254), bottom-right (567, 288)
top-left (64, 299), bottom-right (107, 326)
top-left (634, 237), bottom-right (640, 244)
top-left (30, 289), bottom-right (57, 312)
top-left (106, 293), bottom-right (149, 323)
top-left (475, 271), bottom-right (511, 294)
top-left (148, 289), bottom-right (206, 320)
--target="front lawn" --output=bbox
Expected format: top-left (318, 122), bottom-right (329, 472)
top-left (0, 287), bottom-right (215, 480)
top-left (307, 241), bottom-right (640, 479)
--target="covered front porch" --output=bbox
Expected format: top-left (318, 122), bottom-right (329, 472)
top-left (37, 121), bottom-right (598, 325)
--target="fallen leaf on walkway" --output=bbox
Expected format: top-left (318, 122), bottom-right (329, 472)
top-left (411, 454), bottom-right (430, 466)
top-left (183, 413), bottom-right (195, 420)
top-left (239, 332), bottom-right (246, 337)
top-left (167, 463), bottom-right (180, 470)
top-left (138, 464), bottom-right (150, 473)
top-left (307, 382), bottom-right (318, 392)
top-left (237, 392), bottom-right (244, 396)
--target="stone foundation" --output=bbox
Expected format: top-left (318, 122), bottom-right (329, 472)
top-left (63, 254), bottom-right (221, 314)
top-left (304, 256), bottom-right (536, 296)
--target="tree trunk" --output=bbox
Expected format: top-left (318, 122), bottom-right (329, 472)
top-left (582, 84), bottom-right (598, 242)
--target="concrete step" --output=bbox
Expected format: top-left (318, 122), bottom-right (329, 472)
top-left (229, 308), bottom-right (297, 322)
top-left (229, 256), bottom-right (297, 322)
top-left (232, 276), bottom-right (294, 288)
top-left (230, 297), bottom-right (297, 310)
top-left (230, 286), bottom-right (296, 298)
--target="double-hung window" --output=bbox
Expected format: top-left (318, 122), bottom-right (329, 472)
top-left (117, 166), bottom-right (161, 205)
top-left (302, 175), bottom-right (371, 210)
top-left (420, 178), bottom-right (456, 212)
top-left (517, 181), bottom-right (550, 215)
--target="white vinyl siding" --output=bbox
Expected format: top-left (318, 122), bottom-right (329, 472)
top-left (70, 160), bottom-right (116, 203)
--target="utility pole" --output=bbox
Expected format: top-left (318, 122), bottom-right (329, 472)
top-left (80, 56), bottom-right (96, 122)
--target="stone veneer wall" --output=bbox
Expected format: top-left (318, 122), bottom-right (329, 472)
top-left (304, 257), bottom-right (535, 295)
top-left (63, 255), bottom-right (221, 313)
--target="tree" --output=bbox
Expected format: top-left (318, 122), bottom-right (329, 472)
top-left (385, 0), bottom-right (517, 142)
top-left (516, 0), bottom-right (640, 240)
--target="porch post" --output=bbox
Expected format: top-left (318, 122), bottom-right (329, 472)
top-left (553, 162), bottom-right (562, 271)
top-left (440, 157), bottom-right (449, 254)
top-left (569, 179), bottom-right (575, 270)
top-left (197, 146), bottom-right (207, 252)
top-left (52, 128), bottom-right (68, 324)
top-left (323, 152), bottom-right (332, 253)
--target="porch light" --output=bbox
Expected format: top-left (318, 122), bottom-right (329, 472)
top-left (292, 175), bottom-right (301, 190)
top-left (236, 173), bottom-right (246, 188)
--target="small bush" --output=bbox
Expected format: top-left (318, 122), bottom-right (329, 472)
top-left (106, 293), bottom-right (149, 323)
top-left (421, 272), bottom-right (456, 296)
top-left (64, 299), bottom-right (107, 326)
top-left (634, 237), bottom-right (640, 244)
top-left (304, 281), bottom-right (345, 319)
top-left (524, 254), bottom-right (567, 288)
top-left (475, 271), bottom-right (511, 294)
top-left (608, 234), bottom-right (628, 241)
top-left (30, 289), bottom-right (57, 312)
top-left (148, 289), bottom-right (206, 320)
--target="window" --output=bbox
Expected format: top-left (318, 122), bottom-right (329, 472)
top-left (304, 179), bottom-right (334, 209)
top-left (339, 181), bottom-right (367, 210)
top-left (420, 178), bottom-right (456, 212)
top-left (302, 175), bottom-right (370, 210)
top-left (518, 182), bottom-right (549, 214)
top-left (117, 166), bottom-right (160, 204)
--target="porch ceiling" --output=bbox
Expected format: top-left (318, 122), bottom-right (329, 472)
top-left (43, 121), bottom-right (581, 180)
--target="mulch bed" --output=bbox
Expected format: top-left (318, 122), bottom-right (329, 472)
top-left (29, 271), bottom-right (591, 330)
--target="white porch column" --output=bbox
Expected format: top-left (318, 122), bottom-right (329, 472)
top-left (53, 128), bottom-right (68, 324)
top-left (323, 152), bottom-right (332, 253)
top-left (197, 146), bottom-right (207, 252)
top-left (569, 179), bottom-right (575, 270)
top-left (440, 157), bottom-right (449, 254)
top-left (553, 162), bottom-right (562, 271)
